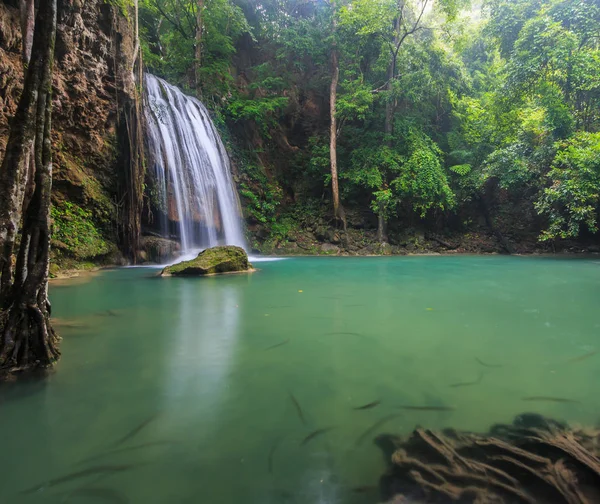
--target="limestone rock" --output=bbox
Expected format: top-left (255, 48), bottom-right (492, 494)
top-left (162, 246), bottom-right (252, 276)
top-left (140, 236), bottom-right (180, 263)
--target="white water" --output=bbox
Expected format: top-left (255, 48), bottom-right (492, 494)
top-left (145, 74), bottom-right (246, 252)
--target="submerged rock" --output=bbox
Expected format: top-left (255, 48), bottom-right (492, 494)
top-left (161, 246), bottom-right (252, 277)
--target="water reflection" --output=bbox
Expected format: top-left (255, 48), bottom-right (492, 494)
top-left (164, 280), bottom-right (241, 444)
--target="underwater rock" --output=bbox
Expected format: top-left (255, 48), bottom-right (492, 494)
top-left (161, 246), bottom-right (252, 277)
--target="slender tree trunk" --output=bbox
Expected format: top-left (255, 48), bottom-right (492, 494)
top-left (377, 58), bottom-right (396, 243)
top-left (19, 0), bottom-right (35, 64)
top-left (0, 0), bottom-right (60, 374)
top-left (330, 47), bottom-right (341, 220)
top-left (329, 3), bottom-right (346, 231)
top-left (378, 15), bottom-right (401, 244)
top-left (195, 0), bottom-right (204, 90)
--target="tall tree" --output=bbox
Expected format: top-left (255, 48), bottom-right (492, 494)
top-left (329, 0), bottom-right (346, 230)
top-left (0, 0), bottom-right (60, 374)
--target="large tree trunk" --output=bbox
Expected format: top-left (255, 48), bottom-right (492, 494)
top-left (0, 0), bottom-right (60, 375)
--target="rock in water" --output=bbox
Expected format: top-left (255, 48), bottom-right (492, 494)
top-left (161, 246), bottom-right (252, 277)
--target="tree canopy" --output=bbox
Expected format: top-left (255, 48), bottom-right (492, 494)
top-left (139, 0), bottom-right (600, 245)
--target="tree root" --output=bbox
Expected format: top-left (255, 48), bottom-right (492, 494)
top-left (379, 414), bottom-right (600, 503)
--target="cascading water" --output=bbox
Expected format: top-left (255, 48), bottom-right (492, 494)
top-left (145, 74), bottom-right (246, 253)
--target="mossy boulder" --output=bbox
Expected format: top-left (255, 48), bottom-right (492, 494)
top-left (161, 246), bottom-right (252, 277)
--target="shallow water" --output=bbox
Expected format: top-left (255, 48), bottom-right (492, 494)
top-left (1, 256), bottom-right (600, 503)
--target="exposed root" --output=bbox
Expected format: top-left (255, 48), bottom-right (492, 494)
top-left (379, 414), bottom-right (600, 503)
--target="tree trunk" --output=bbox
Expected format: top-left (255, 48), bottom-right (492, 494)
top-left (0, 0), bottom-right (59, 375)
top-left (378, 13), bottom-right (404, 244)
top-left (19, 0), bottom-right (35, 64)
top-left (329, 4), bottom-right (346, 231)
top-left (195, 0), bottom-right (204, 90)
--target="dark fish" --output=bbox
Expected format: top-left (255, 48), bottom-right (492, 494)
top-left (355, 414), bottom-right (401, 446)
top-left (265, 339), bottom-right (290, 351)
top-left (353, 485), bottom-right (376, 493)
top-left (450, 372), bottom-right (484, 388)
top-left (301, 427), bottom-right (335, 446)
top-left (114, 415), bottom-right (158, 446)
top-left (568, 350), bottom-right (598, 363)
top-left (522, 396), bottom-right (580, 404)
top-left (325, 332), bottom-right (364, 337)
top-left (475, 357), bottom-right (503, 368)
top-left (353, 400), bottom-right (381, 410)
top-left (398, 405), bottom-right (456, 411)
top-left (289, 393), bottom-right (307, 425)
top-left (267, 436), bottom-right (283, 473)
top-left (65, 487), bottom-right (129, 503)
top-left (22, 465), bottom-right (133, 494)
top-left (78, 441), bottom-right (175, 464)
top-left (52, 319), bottom-right (88, 328)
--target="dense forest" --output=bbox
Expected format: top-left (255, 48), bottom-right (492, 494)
top-left (137, 0), bottom-right (600, 255)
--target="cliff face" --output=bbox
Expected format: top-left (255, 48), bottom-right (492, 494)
top-left (0, 0), bottom-right (136, 270)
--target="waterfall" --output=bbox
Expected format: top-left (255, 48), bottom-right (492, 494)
top-left (145, 74), bottom-right (246, 253)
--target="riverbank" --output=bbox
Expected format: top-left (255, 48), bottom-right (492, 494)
top-left (48, 229), bottom-right (600, 277)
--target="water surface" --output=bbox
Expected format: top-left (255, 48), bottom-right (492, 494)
top-left (2, 256), bottom-right (599, 503)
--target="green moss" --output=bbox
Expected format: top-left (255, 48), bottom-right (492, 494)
top-left (163, 246), bottom-right (251, 276)
top-left (51, 202), bottom-right (113, 260)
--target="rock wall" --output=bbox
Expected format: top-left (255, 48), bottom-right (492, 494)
top-left (0, 0), bottom-right (137, 270)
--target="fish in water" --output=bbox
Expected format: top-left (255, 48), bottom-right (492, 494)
top-left (22, 465), bottom-right (134, 494)
top-left (77, 441), bottom-right (176, 465)
top-left (265, 339), bottom-right (290, 351)
top-left (301, 427), bottom-right (335, 446)
top-left (522, 396), bottom-right (581, 404)
top-left (475, 357), bottom-right (503, 368)
top-left (397, 405), bottom-right (456, 411)
top-left (450, 372), bottom-right (485, 388)
top-left (114, 414), bottom-right (158, 447)
top-left (353, 400), bottom-right (381, 410)
top-left (352, 485), bottom-right (377, 494)
top-left (289, 393), bottom-right (307, 425)
top-left (64, 487), bottom-right (129, 504)
top-left (267, 436), bottom-right (283, 473)
top-left (568, 350), bottom-right (598, 363)
top-left (325, 332), bottom-right (364, 337)
top-left (355, 414), bottom-right (402, 446)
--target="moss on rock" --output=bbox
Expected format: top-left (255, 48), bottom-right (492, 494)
top-left (162, 246), bottom-right (252, 276)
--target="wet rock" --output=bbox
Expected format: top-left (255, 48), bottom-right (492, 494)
top-left (162, 246), bottom-right (252, 276)
top-left (321, 243), bottom-right (340, 254)
top-left (140, 236), bottom-right (180, 264)
top-left (380, 242), bottom-right (393, 255)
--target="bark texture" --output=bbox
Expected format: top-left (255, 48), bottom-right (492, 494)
top-left (0, 0), bottom-right (60, 375)
top-left (19, 0), bottom-right (34, 64)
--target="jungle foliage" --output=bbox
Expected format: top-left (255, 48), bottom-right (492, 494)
top-left (139, 0), bottom-right (600, 243)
